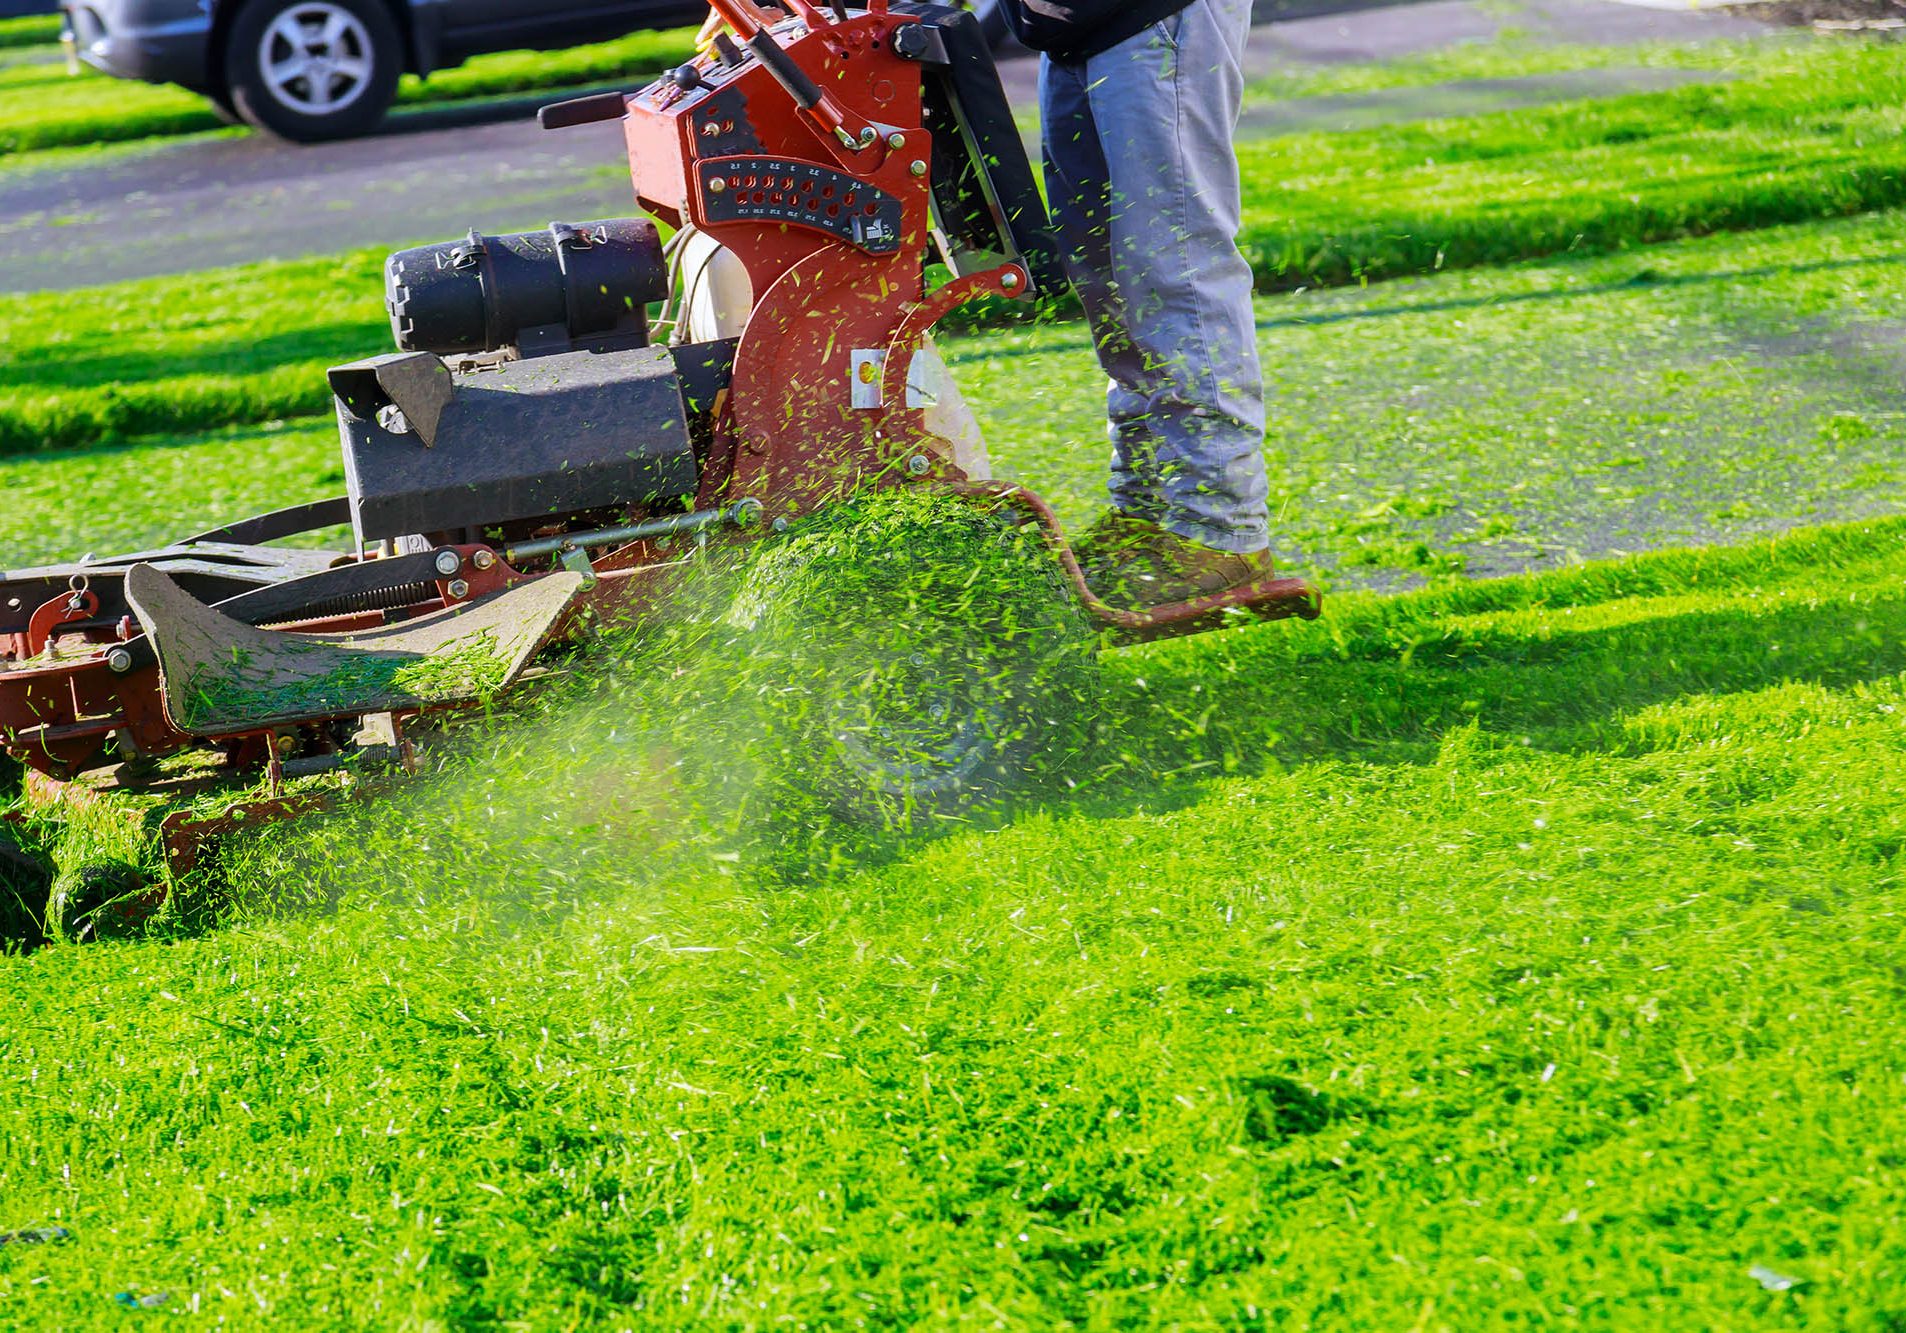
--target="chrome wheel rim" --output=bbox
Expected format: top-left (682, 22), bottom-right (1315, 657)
top-left (257, 2), bottom-right (374, 117)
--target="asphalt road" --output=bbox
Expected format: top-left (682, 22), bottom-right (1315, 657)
top-left (0, 0), bottom-right (1767, 293)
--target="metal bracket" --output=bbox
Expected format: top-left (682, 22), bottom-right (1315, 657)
top-left (556, 545), bottom-right (599, 592)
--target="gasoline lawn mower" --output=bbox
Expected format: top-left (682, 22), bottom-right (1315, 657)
top-left (0, 0), bottom-right (1318, 943)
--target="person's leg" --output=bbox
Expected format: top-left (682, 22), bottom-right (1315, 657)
top-left (1039, 49), bottom-right (1166, 524)
top-left (1081, 0), bottom-right (1269, 554)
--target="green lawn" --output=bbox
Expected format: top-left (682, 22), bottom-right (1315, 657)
top-left (0, 248), bottom-right (385, 457)
top-left (2, 516), bottom-right (1903, 1327)
top-left (5, 27), bottom-right (1906, 1327)
top-left (963, 208), bottom-right (1906, 585)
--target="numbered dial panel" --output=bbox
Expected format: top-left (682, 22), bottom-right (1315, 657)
top-left (700, 157), bottom-right (903, 255)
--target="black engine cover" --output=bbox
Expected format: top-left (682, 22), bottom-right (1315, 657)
top-left (386, 219), bottom-right (667, 357)
top-left (332, 344), bottom-right (699, 546)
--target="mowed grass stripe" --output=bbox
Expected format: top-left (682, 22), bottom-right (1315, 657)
top-left (2, 517), bottom-right (1902, 1326)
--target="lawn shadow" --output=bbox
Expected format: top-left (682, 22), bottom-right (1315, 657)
top-left (7, 322), bottom-right (371, 392)
top-left (1050, 568), bottom-right (1906, 824)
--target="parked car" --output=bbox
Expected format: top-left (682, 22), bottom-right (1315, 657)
top-left (62, 0), bottom-right (707, 141)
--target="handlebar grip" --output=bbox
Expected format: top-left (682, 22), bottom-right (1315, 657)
top-left (537, 91), bottom-right (628, 130)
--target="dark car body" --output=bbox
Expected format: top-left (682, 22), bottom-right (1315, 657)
top-left (64, 0), bottom-right (707, 133)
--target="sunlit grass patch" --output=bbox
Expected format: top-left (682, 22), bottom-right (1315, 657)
top-left (958, 209), bottom-right (1906, 583)
top-left (1240, 30), bottom-right (1806, 102)
top-left (1, 517), bottom-right (1902, 1326)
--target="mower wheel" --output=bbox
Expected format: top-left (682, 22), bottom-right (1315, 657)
top-left (731, 491), bottom-right (1098, 829)
top-left (51, 861), bottom-right (154, 943)
top-left (0, 830), bottom-right (52, 954)
top-left (204, 85), bottom-right (246, 128)
top-left (223, 0), bottom-right (400, 142)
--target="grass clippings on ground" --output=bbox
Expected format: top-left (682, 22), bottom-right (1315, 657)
top-left (1, 517), bottom-right (1902, 1327)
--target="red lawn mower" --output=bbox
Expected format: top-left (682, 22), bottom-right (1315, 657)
top-left (0, 0), bottom-right (1318, 939)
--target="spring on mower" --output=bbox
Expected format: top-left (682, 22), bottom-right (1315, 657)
top-left (270, 581), bottom-right (440, 624)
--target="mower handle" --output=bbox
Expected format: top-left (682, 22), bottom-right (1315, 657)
top-left (704, 0), bottom-right (885, 153)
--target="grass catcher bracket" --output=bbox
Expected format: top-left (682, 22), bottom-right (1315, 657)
top-left (124, 564), bottom-right (584, 735)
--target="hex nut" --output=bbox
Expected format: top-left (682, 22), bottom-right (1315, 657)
top-left (105, 647), bottom-right (133, 674)
top-left (909, 159), bottom-right (927, 177)
top-left (471, 549), bottom-right (497, 571)
top-left (907, 454), bottom-right (931, 476)
top-left (446, 579), bottom-right (470, 600)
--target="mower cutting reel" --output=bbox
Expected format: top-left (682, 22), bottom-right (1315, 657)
top-left (0, 0), bottom-right (1320, 945)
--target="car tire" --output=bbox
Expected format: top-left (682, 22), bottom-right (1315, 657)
top-left (204, 86), bottom-right (245, 127)
top-left (224, 0), bottom-right (400, 142)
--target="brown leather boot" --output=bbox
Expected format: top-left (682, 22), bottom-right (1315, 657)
top-left (1069, 509), bottom-right (1167, 584)
top-left (1085, 523), bottom-right (1273, 610)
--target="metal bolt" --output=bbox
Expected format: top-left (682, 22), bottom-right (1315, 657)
top-left (1001, 271), bottom-right (1020, 290)
top-left (771, 516), bottom-right (789, 533)
top-left (887, 132), bottom-right (906, 149)
top-left (433, 550), bottom-right (461, 576)
top-left (907, 454), bottom-right (930, 476)
top-left (708, 175), bottom-right (726, 193)
top-left (909, 159), bottom-right (927, 177)
top-left (446, 578), bottom-right (470, 600)
top-left (471, 549), bottom-right (496, 571)
top-left (105, 647), bottom-right (133, 674)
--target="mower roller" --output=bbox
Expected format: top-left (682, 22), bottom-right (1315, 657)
top-left (0, 0), bottom-right (1320, 940)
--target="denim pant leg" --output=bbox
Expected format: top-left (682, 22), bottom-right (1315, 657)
top-left (1039, 0), bottom-right (1269, 553)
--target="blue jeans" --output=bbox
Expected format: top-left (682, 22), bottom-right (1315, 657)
top-left (1039, 0), bottom-right (1270, 553)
